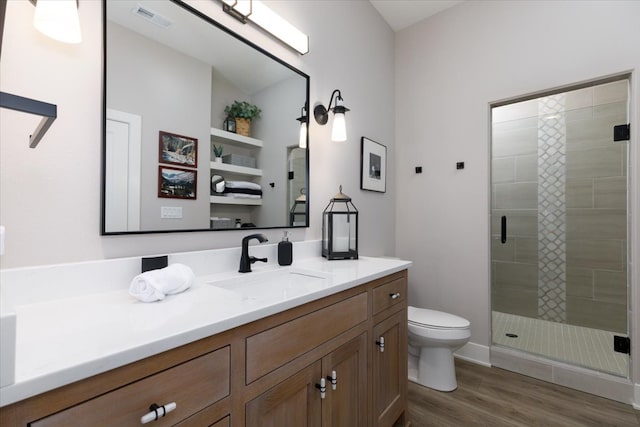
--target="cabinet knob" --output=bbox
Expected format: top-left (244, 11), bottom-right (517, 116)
top-left (376, 336), bottom-right (385, 353)
top-left (316, 377), bottom-right (326, 399)
top-left (327, 370), bottom-right (337, 391)
top-left (389, 292), bottom-right (401, 300)
top-left (140, 402), bottom-right (176, 424)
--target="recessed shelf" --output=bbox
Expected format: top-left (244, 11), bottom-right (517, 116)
top-left (209, 129), bottom-right (262, 207)
top-left (210, 195), bottom-right (262, 205)
top-left (210, 161), bottom-right (262, 177)
top-left (210, 128), bottom-right (262, 148)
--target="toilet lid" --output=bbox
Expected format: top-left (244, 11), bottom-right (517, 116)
top-left (408, 306), bottom-right (470, 329)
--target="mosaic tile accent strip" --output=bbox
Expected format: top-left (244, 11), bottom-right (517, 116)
top-left (492, 311), bottom-right (628, 378)
top-left (537, 95), bottom-right (567, 322)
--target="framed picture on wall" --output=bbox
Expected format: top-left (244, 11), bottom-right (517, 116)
top-left (158, 166), bottom-right (197, 199)
top-left (360, 136), bottom-right (386, 193)
top-left (159, 131), bottom-right (198, 167)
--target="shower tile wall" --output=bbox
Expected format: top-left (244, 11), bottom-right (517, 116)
top-left (537, 93), bottom-right (568, 323)
top-left (491, 80), bottom-right (628, 333)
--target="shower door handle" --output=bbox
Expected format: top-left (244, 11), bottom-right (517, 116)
top-left (501, 216), bottom-right (507, 244)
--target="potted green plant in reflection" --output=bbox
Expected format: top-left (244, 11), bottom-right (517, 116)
top-left (212, 144), bottom-right (223, 162)
top-left (224, 101), bottom-right (261, 137)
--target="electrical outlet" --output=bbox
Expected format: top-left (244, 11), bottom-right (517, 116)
top-left (161, 207), bottom-right (183, 219)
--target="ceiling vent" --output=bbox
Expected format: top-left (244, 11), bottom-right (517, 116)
top-left (131, 5), bottom-right (173, 28)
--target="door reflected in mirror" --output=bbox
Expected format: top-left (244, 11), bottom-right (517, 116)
top-left (103, 0), bottom-right (309, 234)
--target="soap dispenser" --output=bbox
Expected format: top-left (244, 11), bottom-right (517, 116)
top-left (278, 231), bottom-right (293, 266)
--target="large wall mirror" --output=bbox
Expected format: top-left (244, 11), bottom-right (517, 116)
top-left (102, 0), bottom-right (309, 234)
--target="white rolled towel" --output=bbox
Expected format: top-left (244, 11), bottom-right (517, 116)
top-left (129, 264), bottom-right (194, 303)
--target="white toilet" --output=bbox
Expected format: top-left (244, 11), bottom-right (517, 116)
top-left (407, 306), bottom-right (471, 392)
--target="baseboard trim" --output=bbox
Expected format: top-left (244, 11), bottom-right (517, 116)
top-left (454, 341), bottom-right (490, 367)
top-left (491, 346), bottom-right (634, 405)
top-left (634, 383), bottom-right (640, 409)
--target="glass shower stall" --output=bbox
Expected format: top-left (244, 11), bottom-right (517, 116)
top-left (490, 77), bottom-right (630, 377)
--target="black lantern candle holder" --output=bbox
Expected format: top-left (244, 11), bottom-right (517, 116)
top-left (223, 116), bottom-right (236, 133)
top-left (322, 186), bottom-right (358, 260)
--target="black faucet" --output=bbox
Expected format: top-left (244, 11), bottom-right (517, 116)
top-left (239, 233), bottom-right (268, 273)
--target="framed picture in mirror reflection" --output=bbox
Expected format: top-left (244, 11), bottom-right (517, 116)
top-left (159, 131), bottom-right (198, 167)
top-left (158, 166), bottom-right (197, 199)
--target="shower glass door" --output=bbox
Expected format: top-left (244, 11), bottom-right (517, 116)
top-left (490, 78), bottom-right (630, 377)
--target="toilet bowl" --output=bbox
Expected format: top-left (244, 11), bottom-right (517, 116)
top-left (407, 306), bottom-right (470, 392)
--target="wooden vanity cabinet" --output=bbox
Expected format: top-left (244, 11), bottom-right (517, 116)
top-left (246, 360), bottom-right (323, 426)
top-left (321, 332), bottom-right (368, 426)
top-left (208, 416), bottom-right (231, 427)
top-left (0, 270), bottom-right (408, 427)
top-left (0, 332), bottom-right (235, 427)
top-left (373, 311), bottom-right (407, 426)
top-left (246, 332), bottom-right (368, 427)
top-left (30, 347), bottom-right (231, 427)
top-left (244, 292), bottom-right (368, 384)
top-left (372, 274), bottom-right (409, 427)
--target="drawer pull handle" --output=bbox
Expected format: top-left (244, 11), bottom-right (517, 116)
top-left (316, 377), bottom-right (326, 399)
top-left (389, 292), bottom-right (401, 299)
top-left (376, 336), bottom-right (385, 353)
top-left (141, 402), bottom-right (176, 424)
top-left (327, 370), bottom-right (337, 390)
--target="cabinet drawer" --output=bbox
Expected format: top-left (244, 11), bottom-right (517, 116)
top-left (372, 277), bottom-right (406, 315)
top-left (246, 292), bottom-right (368, 383)
top-left (210, 415), bottom-right (230, 427)
top-left (32, 347), bottom-right (230, 427)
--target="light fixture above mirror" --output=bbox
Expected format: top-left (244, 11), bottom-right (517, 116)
top-left (221, 0), bottom-right (309, 55)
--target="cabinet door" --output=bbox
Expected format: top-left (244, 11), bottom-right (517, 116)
top-left (372, 310), bottom-right (407, 427)
top-left (322, 333), bottom-right (368, 427)
top-left (246, 361), bottom-right (322, 427)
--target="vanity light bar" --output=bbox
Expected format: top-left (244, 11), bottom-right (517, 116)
top-left (222, 0), bottom-right (309, 55)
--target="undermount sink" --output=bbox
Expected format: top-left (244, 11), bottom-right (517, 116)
top-left (206, 267), bottom-right (332, 304)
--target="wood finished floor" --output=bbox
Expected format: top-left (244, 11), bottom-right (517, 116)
top-left (407, 359), bottom-right (640, 427)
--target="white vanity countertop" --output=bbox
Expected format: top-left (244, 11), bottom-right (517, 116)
top-left (0, 253), bottom-right (411, 407)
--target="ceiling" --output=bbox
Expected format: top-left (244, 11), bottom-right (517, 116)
top-left (369, 0), bottom-right (465, 32)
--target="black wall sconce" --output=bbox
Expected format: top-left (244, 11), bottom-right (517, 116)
top-left (296, 104), bottom-right (308, 149)
top-left (314, 89), bottom-right (350, 142)
top-left (29, 0), bottom-right (82, 44)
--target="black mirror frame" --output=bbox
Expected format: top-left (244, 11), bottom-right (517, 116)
top-left (100, 0), bottom-right (310, 236)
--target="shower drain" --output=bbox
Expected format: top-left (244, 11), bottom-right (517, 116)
top-left (505, 333), bottom-right (519, 338)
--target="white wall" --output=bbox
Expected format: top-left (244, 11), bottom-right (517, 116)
top-left (0, 0), bottom-right (396, 268)
top-left (108, 22), bottom-right (211, 231)
top-left (252, 77), bottom-right (304, 227)
top-left (395, 0), bottom-right (640, 387)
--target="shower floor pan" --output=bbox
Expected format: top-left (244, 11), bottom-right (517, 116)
top-left (492, 311), bottom-right (628, 378)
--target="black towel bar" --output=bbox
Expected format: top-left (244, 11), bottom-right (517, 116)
top-left (0, 91), bottom-right (57, 148)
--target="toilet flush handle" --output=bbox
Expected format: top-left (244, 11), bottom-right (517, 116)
top-left (376, 336), bottom-right (385, 352)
